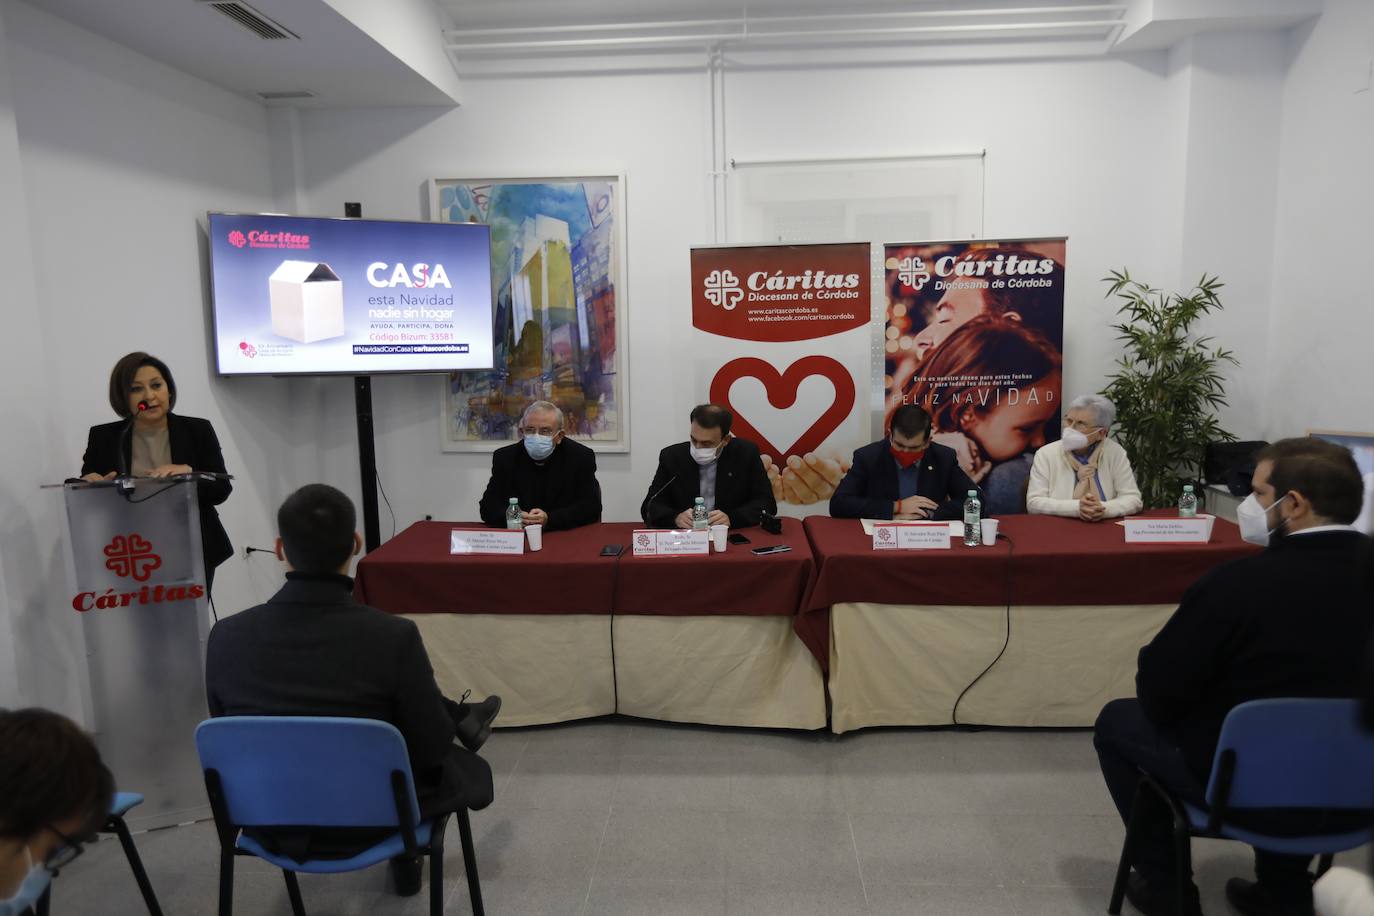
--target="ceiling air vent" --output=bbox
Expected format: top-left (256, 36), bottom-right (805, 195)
top-left (199, 1), bottom-right (300, 40)
top-left (257, 90), bottom-right (316, 101)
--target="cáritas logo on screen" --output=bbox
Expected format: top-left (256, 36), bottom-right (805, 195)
top-left (71, 534), bottom-right (204, 611)
top-left (229, 228), bottom-right (311, 250)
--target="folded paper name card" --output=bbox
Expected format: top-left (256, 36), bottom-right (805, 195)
top-left (631, 529), bottom-right (710, 557)
top-left (871, 522), bottom-right (952, 550)
top-left (450, 528), bottom-right (525, 555)
top-left (1122, 514), bottom-right (1215, 544)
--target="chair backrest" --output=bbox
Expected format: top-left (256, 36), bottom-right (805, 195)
top-left (1205, 699), bottom-right (1374, 811)
top-left (194, 717), bottom-right (422, 829)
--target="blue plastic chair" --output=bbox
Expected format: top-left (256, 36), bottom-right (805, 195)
top-left (33, 791), bottom-right (164, 916)
top-left (1108, 698), bottom-right (1374, 915)
top-left (195, 717), bottom-right (483, 916)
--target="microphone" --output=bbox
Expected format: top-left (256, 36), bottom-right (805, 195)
top-left (117, 401), bottom-right (149, 477)
top-left (640, 474), bottom-right (678, 525)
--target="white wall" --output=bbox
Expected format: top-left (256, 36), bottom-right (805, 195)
top-left (1267, 0), bottom-right (1374, 438)
top-left (0, 0), bottom-right (284, 716)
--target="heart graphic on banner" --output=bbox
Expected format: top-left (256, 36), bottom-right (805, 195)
top-left (710, 356), bottom-right (856, 466)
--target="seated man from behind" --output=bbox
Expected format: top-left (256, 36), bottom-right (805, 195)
top-left (1094, 438), bottom-right (1373, 916)
top-left (479, 400), bottom-right (601, 531)
top-left (1027, 394), bottom-right (1142, 520)
top-left (205, 484), bottom-right (500, 896)
top-left (642, 403), bottom-right (776, 529)
top-left (830, 404), bottom-right (980, 521)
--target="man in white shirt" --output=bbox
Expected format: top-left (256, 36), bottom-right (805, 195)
top-left (1027, 394), bottom-right (1142, 520)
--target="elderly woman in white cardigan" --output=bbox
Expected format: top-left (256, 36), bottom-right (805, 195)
top-left (1027, 394), bottom-right (1143, 521)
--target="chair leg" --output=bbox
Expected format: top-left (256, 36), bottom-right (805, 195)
top-left (456, 809), bottom-right (485, 916)
top-left (429, 842), bottom-right (444, 916)
top-left (35, 885), bottom-right (51, 916)
top-left (1171, 809), bottom-right (1194, 916)
top-left (217, 847), bottom-right (234, 916)
top-left (1107, 785), bottom-right (1143, 915)
top-left (108, 815), bottom-right (165, 916)
top-left (1315, 853), bottom-right (1334, 879)
top-left (282, 870), bottom-right (306, 916)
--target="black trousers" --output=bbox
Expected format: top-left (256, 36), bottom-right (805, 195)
top-left (1093, 698), bottom-right (1313, 899)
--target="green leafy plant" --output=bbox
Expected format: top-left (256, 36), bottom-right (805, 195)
top-left (1099, 269), bottom-right (1239, 509)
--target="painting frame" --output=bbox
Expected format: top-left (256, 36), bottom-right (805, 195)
top-left (431, 174), bottom-right (630, 453)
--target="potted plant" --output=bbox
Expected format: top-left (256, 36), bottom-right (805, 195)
top-left (1099, 269), bottom-right (1239, 509)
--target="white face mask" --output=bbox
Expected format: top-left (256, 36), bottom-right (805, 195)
top-left (1060, 427), bottom-right (1091, 452)
top-left (0, 846), bottom-right (52, 916)
top-left (1236, 492), bottom-right (1287, 546)
top-left (691, 444), bottom-right (720, 466)
top-left (523, 434), bottom-right (555, 461)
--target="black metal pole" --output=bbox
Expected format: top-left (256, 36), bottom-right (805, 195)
top-left (345, 201), bottom-right (381, 552)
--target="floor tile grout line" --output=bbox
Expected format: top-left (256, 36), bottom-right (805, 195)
top-left (846, 811), bottom-right (871, 910)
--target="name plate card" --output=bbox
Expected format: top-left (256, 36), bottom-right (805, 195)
top-left (450, 528), bottom-right (525, 555)
top-left (631, 529), bottom-right (710, 557)
top-left (872, 522), bottom-right (953, 551)
top-left (1122, 514), bottom-right (1215, 544)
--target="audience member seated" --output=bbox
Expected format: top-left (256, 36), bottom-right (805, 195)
top-left (1027, 394), bottom-right (1142, 520)
top-left (642, 403), bottom-right (775, 529)
top-left (478, 400), bottom-right (602, 531)
top-left (205, 484), bottom-right (501, 896)
top-left (0, 708), bottom-right (113, 916)
top-left (1093, 438), bottom-right (1373, 916)
top-left (830, 404), bottom-right (981, 521)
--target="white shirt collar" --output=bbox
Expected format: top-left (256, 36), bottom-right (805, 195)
top-left (1287, 524), bottom-right (1363, 537)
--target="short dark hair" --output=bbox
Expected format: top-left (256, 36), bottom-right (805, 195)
top-left (277, 484), bottom-right (358, 574)
top-left (0, 708), bottom-right (113, 841)
top-left (689, 404), bottom-right (733, 437)
top-left (1258, 438), bottom-right (1364, 524)
top-left (890, 404), bottom-right (933, 441)
top-left (108, 351), bottom-right (177, 419)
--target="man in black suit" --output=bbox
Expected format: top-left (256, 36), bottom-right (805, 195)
top-left (478, 400), bottom-right (601, 531)
top-left (830, 404), bottom-right (981, 521)
top-left (642, 403), bottom-right (776, 529)
top-left (1094, 439), bottom-right (1374, 916)
top-left (205, 484), bottom-right (500, 896)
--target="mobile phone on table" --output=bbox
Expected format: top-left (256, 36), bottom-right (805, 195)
top-left (599, 544), bottom-right (623, 557)
top-left (751, 544), bottom-right (792, 556)
top-left (727, 533), bottom-right (751, 545)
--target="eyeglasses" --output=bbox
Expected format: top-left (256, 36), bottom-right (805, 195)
top-left (520, 426), bottom-right (559, 437)
top-left (41, 825), bottom-right (87, 873)
top-left (1064, 420), bottom-right (1101, 433)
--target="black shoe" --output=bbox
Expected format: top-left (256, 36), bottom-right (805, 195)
top-left (456, 694), bottom-right (502, 752)
top-left (389, 855), bottom-right (422, 897)
top-left (1125, 870), bottom-right (1202, 916)
top-left (1224, 878), bottom-right (1314, 916)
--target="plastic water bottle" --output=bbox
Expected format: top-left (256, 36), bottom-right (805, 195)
top-left (692, 497), bottom-right (709, 530)
top-left (1178, 485), bottom-right (1198, 518)
top-left (962, 489), bottom-right (981, 547)
top-left (505, 497), bottom-right (522, 530)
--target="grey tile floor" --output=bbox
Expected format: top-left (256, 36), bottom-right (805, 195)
top-left (45, 718), bottom-right (1369, 915)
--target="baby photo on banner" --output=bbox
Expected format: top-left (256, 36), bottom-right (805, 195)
top-left (690, 242), bottom-right (871, 517)
top-left (883, 238), bottom-right (1066, 515)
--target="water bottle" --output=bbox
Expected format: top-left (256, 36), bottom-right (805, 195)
top-left (962, 489), bottom-right (981, 547)
top-left (1178, 485), bottom-right (1198, 518)
top-left (691, 497), bottom-right (709, 530)
top-left (505, 497), bottom-right (522, 530)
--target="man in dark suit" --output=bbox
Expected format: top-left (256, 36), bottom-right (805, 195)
top-left (478, 400), bottom-right (601, 530)
top-left (205, 484), bottom-right (500, 896)
top-left (830, 404), bottom-right (981, 521)
top-left (642, 404), bottom-right (776, 529)
top-left (1094, 439), bottom-right (1374, 916)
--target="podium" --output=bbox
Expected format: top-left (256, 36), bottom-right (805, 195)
top-left (53, 476), bottom-right (220, 828)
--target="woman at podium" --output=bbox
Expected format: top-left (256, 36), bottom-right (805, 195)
top-left (78, 351), bottom-right (233, 589)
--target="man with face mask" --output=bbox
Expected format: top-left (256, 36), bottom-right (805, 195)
top-left (479, 400), bottom-right (602, 531)
top-left (1026, 394), bottom-right (1142, 520)
top-left (0, 709), bottom-right (113, 916)
top-left (642, 404), bottom-right (776, 529)
top-left (1093, 438), bottom-right (1372, 916)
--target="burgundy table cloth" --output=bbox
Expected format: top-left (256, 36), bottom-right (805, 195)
top-left (796, 512), bottom-right (1259, 670)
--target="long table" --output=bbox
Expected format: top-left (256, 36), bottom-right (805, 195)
top-left (354, 520), bottom-right (824, 729)
top-left (799, 514), bottom-right (1258, 732)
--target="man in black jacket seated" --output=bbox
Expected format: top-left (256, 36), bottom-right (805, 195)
top-left (642, 403), bottom-right (776, 529)
top-left (830, 404), bottom-right (981, 521)
top-left (479, 400), bottom-right (601, 531)
top-left (1094, 439), bottom-right (1374, 916)
top-left (205, 484), bottom-right (500, 896)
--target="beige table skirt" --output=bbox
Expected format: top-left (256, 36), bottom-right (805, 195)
top-left (406, 612), bottom-right (825, 730)
top-left (828, 601), bottom-right (1175, 733)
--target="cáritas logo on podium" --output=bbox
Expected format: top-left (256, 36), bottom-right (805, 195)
top-left (72, 534), bottom-right (205, 612)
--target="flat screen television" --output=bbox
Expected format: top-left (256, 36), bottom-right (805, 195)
top-left (207, 212), bottom-right (494, 376)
